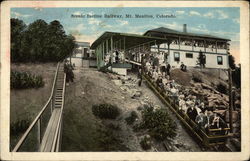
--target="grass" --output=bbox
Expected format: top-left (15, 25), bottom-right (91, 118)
top-left (10, 63), bottom-right (57, 151)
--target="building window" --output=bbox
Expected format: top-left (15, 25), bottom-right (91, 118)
top-left (217, 56), bottom-right (223, 65)
top-left (174, 52), bottom-right (180, 62)
top-left (186, 53), bottom-right (193, 58)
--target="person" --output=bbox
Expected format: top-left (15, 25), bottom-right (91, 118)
top-left (187, 106), bottom-right (198, 122)
top-left (210, 113), bottom-right (220, 129)
top-left (195, 110), bottom-right (207, 130)
top-left (166, 64), bottom-right (171, 78)
top-left (64, 61), bottom-right (74, 83)
top-left (180, 62), bottom-right (187, 71)
top-left (115, 50), bottom-right (119, 63)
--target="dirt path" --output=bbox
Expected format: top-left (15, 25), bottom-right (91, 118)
top-left (62, 66), bottom-right (201, 152)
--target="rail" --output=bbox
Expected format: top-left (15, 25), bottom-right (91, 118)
top-left (12, 62), bottom-right (61, 152)
top-left (51, 72), bottom-right (66, 152)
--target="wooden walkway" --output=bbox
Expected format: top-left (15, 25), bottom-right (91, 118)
top-left (40, 64), bottom-right (65, 152)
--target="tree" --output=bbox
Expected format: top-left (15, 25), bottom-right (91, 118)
top-left (228, 54), bottom-right (236, 69)
top-left (11, 18), bottom-right (76, 62)
top-left (23, 19), bottom-right (48, 62)
top-left (232, 64), bottom-right (241, 88)
top-left (197, 50), bottom-right (206, 68)
top-left (11, 18), bottom-right (26, 62)
top-left (64, 34), bottom-right (77, 65)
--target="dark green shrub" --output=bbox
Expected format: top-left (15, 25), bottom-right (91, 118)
top-left (11, 71), bottom-right (44, 89)
top-left (139, 106), bottom-right (177, 141)
top-left (97, 128), bottom-right (129, 151)
top-left (216, 83), bottom-right (228, 94)
top-left (92, 104), bottom-right (120, 119)
top-left (107, 123), bottom-right (121, 131)
top-left (192, 75), bottom-right (203, 83)
top-left (10, 119), bottom-right (31, 136)
top-left (140, 136), bottom-right (151, 150)
top-left (125, 111), bottom-right (138, 125)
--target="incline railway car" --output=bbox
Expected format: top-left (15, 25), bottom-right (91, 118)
top-left (142, 74), bottom-right (230, 148)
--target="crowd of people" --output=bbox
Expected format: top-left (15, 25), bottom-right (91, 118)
top-left (104, 49), bottom-right (125, 65)
top-left (142, 53), bottom-right (228, 135)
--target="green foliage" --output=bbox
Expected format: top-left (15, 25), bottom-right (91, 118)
top-left (140, 136), bottom-right (151, 150)
top-left (139, 106), bottom-right (177, 141)
top-left (11, 71), bottom-right (44, 89)
top-left (97, 128), bottom-right (129, 151)
top-left (11, 18), bottom-right (76, 62)
top-left (10, 119), bottom-right (31, 136)
top-left (216, 83), bottom-right (228, 95)
top-left (232, 65), bottom-right (241, 88)
top-left (11, 18), bottom-right (27, 62)
top-left (125, 111), bottom-right (138, 125)
top-left (228, 54), bottom-right (236, 69)
top-left (92, 104), bottom-right (120, 119)
top-left (192, 75), bottom-right (203, 83)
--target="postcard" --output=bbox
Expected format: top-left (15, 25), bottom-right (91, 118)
top-left (0, 1), bottom-right (249, 161)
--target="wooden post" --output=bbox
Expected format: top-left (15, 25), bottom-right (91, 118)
top-left (228, 68), bottom-right (233, 133)
top-left (216, 41), bottom-right (218, 53)
top-left (192, 39), bottom-right (194, 51)
top-left (204, 40), bottom-right (206, 52)
top-left (37, 118), bottom-right (41, 151)
top-left (50, 99), bottom-right (53, 114)
top-left (179, 37), bottom-right (181, 50)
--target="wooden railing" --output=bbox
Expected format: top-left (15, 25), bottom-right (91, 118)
top-left (142, 74), bottom-right (230, 147)
top-left (51, 73), bottom-right (66, 152)
top-left (12, 63), bottom-right (61, 152)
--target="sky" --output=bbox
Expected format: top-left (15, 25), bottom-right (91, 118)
top-left (11, 7), bottom-right (240, 63)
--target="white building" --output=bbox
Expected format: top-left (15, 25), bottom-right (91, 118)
top-left (144, 24), bottom-right (230, 69)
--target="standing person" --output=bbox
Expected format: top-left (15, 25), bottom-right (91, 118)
top-left (166, 64), bottom-right (171, 79)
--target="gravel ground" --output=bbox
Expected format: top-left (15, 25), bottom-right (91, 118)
top-left (61, 66), bottom-right (201, 152)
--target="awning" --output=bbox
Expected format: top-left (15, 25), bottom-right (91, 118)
top-left (90, 31), bottom-right (169, 50)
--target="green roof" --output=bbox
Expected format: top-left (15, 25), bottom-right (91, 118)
top-left (144, 27), bottom-right (230, 41)
top-left (90, 31), bottom-right (169, 49)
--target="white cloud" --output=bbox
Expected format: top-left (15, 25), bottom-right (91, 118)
top-left (189, 11), bottom-right (201, 16)
top-left (72, 11), bottom-right (82, 15)
top-left (116, 20), bottom-right (129, 26)
top-left (75, 24), bottom-right (86, 31)
top-left (203, 12), bottom-right (214, 18)
top-left (176, 10), bottom-right (185, 15)
top-left (216, 10), bottom-right (229, 19)
top-left (88, 18), bottom-right (101, 25)
top-left (11, 11), bottom-right (32, 18)
top-left (34, 7), bottom-right (43, 11)
top-left (203, 10), bottom-right (229, 19)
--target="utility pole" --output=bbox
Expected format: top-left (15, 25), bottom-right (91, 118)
top-left (228, 68), bottom-right (233, 133)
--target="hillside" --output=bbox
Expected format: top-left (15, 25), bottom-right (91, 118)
top-left (10, 63), bottom-right (57, 150)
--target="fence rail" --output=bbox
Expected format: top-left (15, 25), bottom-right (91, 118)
top-left (12, 62), bottom-right (64, 152)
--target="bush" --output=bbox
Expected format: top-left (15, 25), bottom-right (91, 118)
top-left (11, 71), bottom-right (44, 89)
top-left (125, 111), bottom-right (138, 125)
top-left (139, 106), bottom-right (177, 141)
top-left (192, 75), bottom-right (203, 83)
top-left (107, 123), bottom-right (121, 131)
top-left (140, 136), bottom-right (151, 150)
top-left (92, 104), bottom-right (120, 119)
top-left (97, 128), bottom-right (129, 151)
top-left (216, 83), bottom-right (228, 94)
top-left (10, 119), bottom-right (31, 136)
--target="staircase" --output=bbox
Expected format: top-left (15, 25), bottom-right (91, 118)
top-left (12, 62), bottom-right (66, 152)
top-left (54, 65), bottom-right (65, 108)
top-left (40, 63), bottom-right (65, 152)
